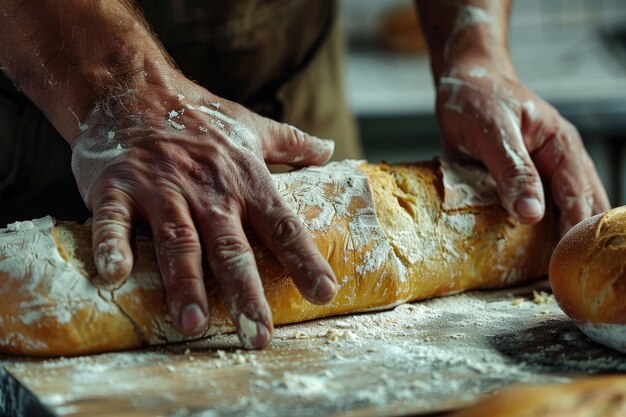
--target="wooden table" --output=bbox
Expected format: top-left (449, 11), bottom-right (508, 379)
top-left (1, 282), bottom-right (625, 417)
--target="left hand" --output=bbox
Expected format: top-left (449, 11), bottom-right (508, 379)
top-left (435, 59), bottom-right (610, 234)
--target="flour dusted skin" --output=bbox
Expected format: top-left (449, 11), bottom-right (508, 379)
top-left (0, 160), bottom-right (558, 356)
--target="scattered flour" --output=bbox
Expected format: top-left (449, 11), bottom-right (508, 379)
top-left (4, 288), bottom-right (625, 417)
top-left (273, 373), bottom-right (335, 398)
top-left (274, 161), bottom-right (401, 282)
top-left (439, 159), bottom-right (499, 210)
top-left (468, 66), bottom-right (488, 79)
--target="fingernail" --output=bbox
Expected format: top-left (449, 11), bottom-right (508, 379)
top-left (312, 275), bottom-right (337, 301)
top-left (238, 313), bottom-right (271, 349)
top-left (180, 304), bottom-right (206, 333)
top-left (515, 196), bottom-right (543, 219)
top-left (95, 244), bottom-right (126, 281)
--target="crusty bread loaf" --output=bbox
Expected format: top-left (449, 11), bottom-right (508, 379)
top-left (447, 375), bottom-right (626, 417)
top-left (549, 206), bottom-right (626, 353)
top-left (0, 160), bottom-right (558, 357)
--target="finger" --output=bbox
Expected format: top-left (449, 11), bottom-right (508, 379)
top-left (532, 127), bottom-right (596, 234)
top-left (246, 180), bottom-right (338, 305)
top-left (197, 208), bottom-right (273, 349)
top-left (583, 153), bottom-right (611, 214)
top-left (146, 189), bottom-right (208, 336)
top-left (92, 189), bottom-right (135, 283)
top-left (259, 119), bottom-right (335, 166)
top-left (552, 164), bottom-right (594, 235)
top-left (473, 103), bottom-right (545, 224)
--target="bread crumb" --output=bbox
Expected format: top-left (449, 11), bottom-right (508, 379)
top-left (324, 329), bottom-right (360, 344)
top-left (533, 291), bottom-right (554, 305)
top-left (325, 329), bottom-right (341, 343)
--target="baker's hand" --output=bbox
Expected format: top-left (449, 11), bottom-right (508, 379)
top-left (71, 75), bottom-right (338, 348)
top-left (435, 60), bottom-right (610, 234)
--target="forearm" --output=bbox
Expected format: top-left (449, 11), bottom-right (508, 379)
top-left (415, 0), bottom-right (514, 82)
top-left (0, 0), bottom-right (173, 142)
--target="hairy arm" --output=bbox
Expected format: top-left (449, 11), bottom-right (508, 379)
top-left (0, 0), bottom-right (172, 141)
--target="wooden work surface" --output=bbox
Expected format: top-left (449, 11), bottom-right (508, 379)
top-left (1, 281), bottom-right (625, 417)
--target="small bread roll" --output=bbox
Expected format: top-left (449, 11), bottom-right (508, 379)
top-left (549, 207), bottom-right (626, 353)
top-left (448, 376), bottom-right (626, 417)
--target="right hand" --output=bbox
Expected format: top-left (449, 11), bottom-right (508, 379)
top-left (71, 73), bottom-right (338, 349)
top-left (435, 61), bottom-right (610, 234)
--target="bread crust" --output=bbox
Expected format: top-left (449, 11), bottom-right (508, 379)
top-left (549, 206), bottom-right (626, 353)
top-left (449, 375), bottom-right (626, 417)
top-left (0, 160), bottom-right (558, 356)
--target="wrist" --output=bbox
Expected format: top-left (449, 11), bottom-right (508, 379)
top-left (432, 28), bottom-right (516, 83)
top-left (437, 42), bottom-right (517, 84)
top-left (417, 1), bottom-right (515, 84)
top-left (59, 56), bottom-right (177, 145)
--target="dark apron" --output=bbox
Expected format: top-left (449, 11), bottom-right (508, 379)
top-left (0, 0), bottom-right (361, 225)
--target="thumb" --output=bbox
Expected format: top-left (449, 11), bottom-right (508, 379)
top-left (476, 103), bottom-right (545, 224)
top-left (260, 119), bottom-right (335, 167)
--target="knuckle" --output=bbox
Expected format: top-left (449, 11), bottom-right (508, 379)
top-left (204, 204), bottom-right (243, 227)
top-left (234, 293), bottom-right (265, 313)
top-left (231, 126), bottom-right (261, 154)
top-left (210, 235), bottom-right (251, 264)
top-left (158, 222), bottom-right (200, 254)
top-left (556, 124), bottom-right (582, 151)
top-left (501, 162), bottom-right (539, 188)
top-left (273, 214), bottom-right (305, 247)
top-left (94, 199), bottom-right (131, 223)
top-left (165, 276), bottom-right (202, 294)
top-left (284, 125), bottom-right (306, 149)
top-left (148, 139), bottom-right (178, 157)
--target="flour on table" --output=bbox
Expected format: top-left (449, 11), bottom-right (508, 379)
top-left (5, 287), bottom-right (626, 417)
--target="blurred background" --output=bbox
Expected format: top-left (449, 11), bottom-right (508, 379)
top-left (340, 0), bottom-right (626, 205)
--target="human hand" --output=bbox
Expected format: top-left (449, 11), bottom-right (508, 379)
top-left (70, 73), bottom-right (338, 348)
top-left (435, 60), bottom-right (610, 234)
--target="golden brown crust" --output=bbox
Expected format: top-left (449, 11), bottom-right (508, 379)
top-left (549, 207), bottom-right (626, 325)
top-left (448, 376), bottom-right (626, 417)
top-left (0, 160), bottom-right (559, 356)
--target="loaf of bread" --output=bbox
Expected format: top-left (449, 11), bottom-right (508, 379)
top-left (549, 206), bottom-right (626, 354)
top-left (0, 159), bottom-right (558, 356)
top-left (447, 375), bottom-right (626, 417)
